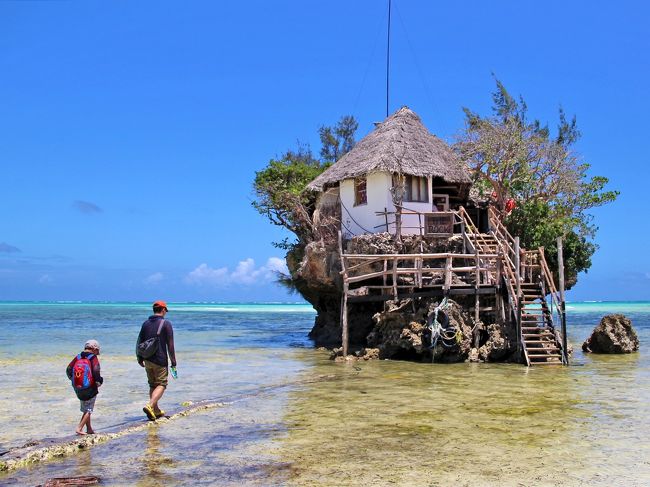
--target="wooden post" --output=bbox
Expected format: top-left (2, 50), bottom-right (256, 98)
top-left (392, 257), bottom-right (398, 299)
top-left (557, 236), bottom-right (568, 365)
top-left (474, 245), bottom-right (480, 330)
top-left (461, 221), bottom-right (467, 254)
top-left (395, 205), bottom-right (402, 241)
top-left (474, 293), bottom-right (480, 344)
top-left (514, 237), bottom-right (521, 298)
top-left (444, 255), bottom-right (452, 291)
top-left (514, 236), bottom-right (521, 357)
top-left (341, 293), bottom-right (349, 357)
top-left (496, 293), bottom-right (505, 324)
top-left (496, 256), bottom-right (502, 289)
top-left (338, 231), bottom-right (349, 357)
top-left (384, 207), bottom-right (389, 233)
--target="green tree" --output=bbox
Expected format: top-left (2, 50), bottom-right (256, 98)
top-left (456, 79), bottom-right (618, 288)
top-left (252, 116), bottom-right (358, 248)
top-left (318, 115), bottom-right (358, 163)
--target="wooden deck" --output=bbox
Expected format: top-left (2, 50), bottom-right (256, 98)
top-left (337, 206), bottom-right (569, 366)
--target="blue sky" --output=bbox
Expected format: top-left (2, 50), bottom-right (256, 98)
top-left (0, 0), bottom-right (648, 302)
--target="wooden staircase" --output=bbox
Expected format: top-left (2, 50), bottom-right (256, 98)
top-left (459, 206), bottom-right (567, 366)
top-left (520, 281), bottom-right (563, 365)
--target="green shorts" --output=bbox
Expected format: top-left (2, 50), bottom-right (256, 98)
top-left (144, 360), bottom-right (168, 388)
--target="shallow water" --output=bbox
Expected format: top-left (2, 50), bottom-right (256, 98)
top-left (0, 302), bottom-right (649, 486)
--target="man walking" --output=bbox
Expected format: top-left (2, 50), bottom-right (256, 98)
top-left (136, 300), bottom-right (177, 420)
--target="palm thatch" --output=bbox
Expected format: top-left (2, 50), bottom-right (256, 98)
top-left (308, 107), bottom-right (471, 191)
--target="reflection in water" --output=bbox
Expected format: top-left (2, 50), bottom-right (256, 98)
top-left (135, 428), bottom-right (176, 487)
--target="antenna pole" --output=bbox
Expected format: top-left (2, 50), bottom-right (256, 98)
top-left (386, 0), bottom-right (391, 117)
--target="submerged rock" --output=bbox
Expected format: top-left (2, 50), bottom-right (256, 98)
top-left (582, 314), bottom-right (639, 353)
top-left (43, 476), bottom-right (100, 486)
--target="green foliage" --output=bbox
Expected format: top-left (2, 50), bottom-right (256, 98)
top-left (252, 146), bottom-right (324, 245)
top-left (457, 78), bottom-right (619, 286)
top-left (505, 200), bottom-right (595, 289)
top-left (253, 116), bottom-right (358, 247)
top-left (319, 115), bottom-right (358, 163)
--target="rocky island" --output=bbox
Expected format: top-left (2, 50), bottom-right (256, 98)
top-left (253, 83), bottom-right (618, 366)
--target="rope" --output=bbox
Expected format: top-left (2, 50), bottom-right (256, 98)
top-left (426, 298), bottom-right (461, 357)
top-left (339, 197), bottom-right (375, 234)
top-left (340, 220), bottom-right (357, 239)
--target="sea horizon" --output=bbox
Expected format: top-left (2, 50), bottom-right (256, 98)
top-left (1, 299), bottom-right (649, 305)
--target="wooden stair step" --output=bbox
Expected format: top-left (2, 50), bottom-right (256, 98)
top-left (526, 346), bottom-right (560, 351)
top-left (528, 354), bottom-right (562, 359)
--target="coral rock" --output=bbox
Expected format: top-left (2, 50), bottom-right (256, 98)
top-left (582, 314), bottom-right (639, 354)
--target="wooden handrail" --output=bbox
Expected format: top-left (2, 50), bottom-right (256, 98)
top-left (538, 248), bottom-right (562, 312)
top-left (342, 252), bottom-right (499, 260)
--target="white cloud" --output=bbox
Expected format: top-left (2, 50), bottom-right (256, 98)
top-left (266, 256), bottom-right (289, 274)
top-left (185, 257), bottom-right (288, 287)
top-left (185, 263), bottom-right (229, 286)
top-left (144, 272), bottom-right (164, 284)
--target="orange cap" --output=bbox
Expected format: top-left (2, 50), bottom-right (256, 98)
top-left (153, 300), bottom-right (168, 311)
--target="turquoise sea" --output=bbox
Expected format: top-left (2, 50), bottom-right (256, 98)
top-left (0, 301), bottom-right (649, 486)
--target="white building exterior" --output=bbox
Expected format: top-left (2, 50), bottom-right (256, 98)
top-left (308, 107), bottom-right (471, 238)
top-left (338, 172), bottom-right (450, 237)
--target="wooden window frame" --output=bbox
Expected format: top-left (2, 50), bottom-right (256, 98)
top-left (354, 177), bottom-right (367, 206)
top-left (404, 175), bottom-right (429, 203)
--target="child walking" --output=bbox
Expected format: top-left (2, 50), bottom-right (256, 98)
top-left (66, 339), bottom-right (103, 435)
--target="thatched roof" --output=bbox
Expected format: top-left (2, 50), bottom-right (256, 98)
top-left (308, 107), bottom-right (471, 191)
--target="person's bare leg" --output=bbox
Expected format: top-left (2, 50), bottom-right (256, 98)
top-left (149, 385), bottom-right (165, 413)
top-left (86, 414), bottom-right (94, 434)
top-left (76, 412), bottom-right (89, 435)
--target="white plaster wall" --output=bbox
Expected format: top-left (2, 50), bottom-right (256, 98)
top-left (340, 172), bottom-right (393, 236)
top-left (400, 175), bottom-right (433, 235)
top-left (339, 172), bottom-right (439, 236)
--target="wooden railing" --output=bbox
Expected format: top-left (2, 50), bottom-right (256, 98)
top-left (486, 207), bottom-right (568, 365)
top-left (341, 252), bottom-right (500, 295)
top-left (374, 208), bottom-right (460, 236)
top-left (535, 247), bottom-right (568, 364)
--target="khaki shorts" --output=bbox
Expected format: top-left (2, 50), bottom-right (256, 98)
top-left (144, 360), bottom-right (168, 388)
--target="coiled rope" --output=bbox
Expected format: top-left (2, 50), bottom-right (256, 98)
top-left (426, 298), bottom-right (461, 353)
